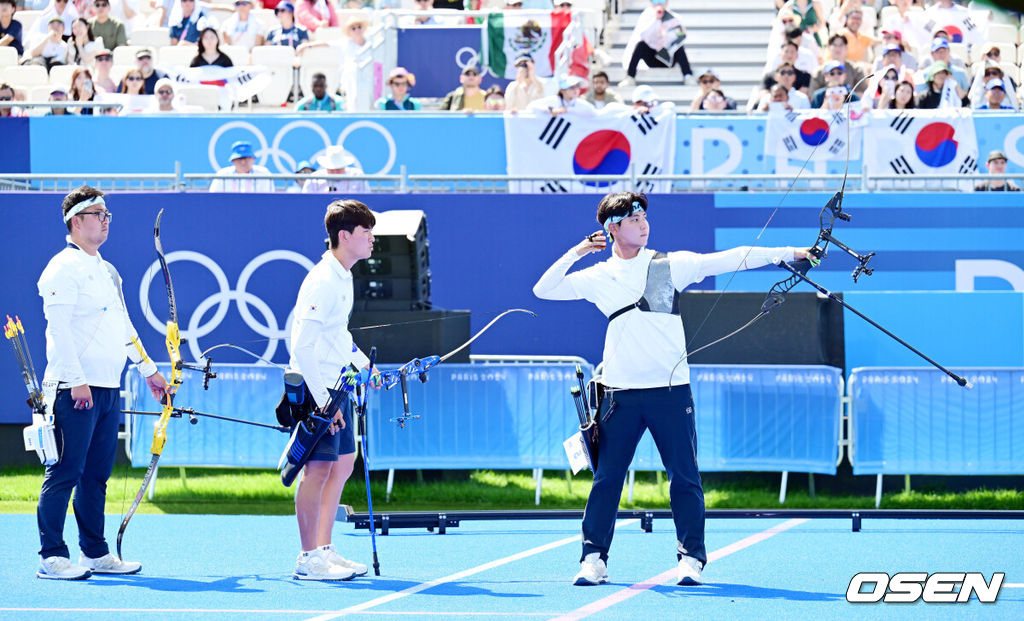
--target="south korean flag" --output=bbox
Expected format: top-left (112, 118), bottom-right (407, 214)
top-left (764, 107), bottom-right (862, 164)
top-left (504, 104), bottom-right (677, 194)
top-left (864, 109), bottom-right (978, 190)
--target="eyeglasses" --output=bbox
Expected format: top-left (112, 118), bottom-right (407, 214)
top-left (985, 70), bottom-right (1000, 77)
top-left (157, 89), bottom-right (173, 95)
top-left (463, 71), bottom-right (479, 76)
top-left (706, 96), bottom-right (725, 102)
top-left (349, 23), bottom-right (363, 30)
top-left (126, 76), bottom-right (143, 81)
top-left (391, 80), bottom-right (408, 86)
top-left (699, 78), bottom-right (715, 84)
top-left (778, 69), bottom-right (795, 75)
top-left (94, 1), bottom-right (108, 6)
top-left (79, 210), bottom-right (113, 223)
top-left (0, 96), bottom-right (11, 101)
top-left (96, 55), bottom-right (112, 61)
top-left (987, 49), bottom-right (1000, 56)
top-left (827, 69), bottom-right (844, 76)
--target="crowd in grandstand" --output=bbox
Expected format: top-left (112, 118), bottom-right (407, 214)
top-left (0, 0), bottom-right (1022, 115)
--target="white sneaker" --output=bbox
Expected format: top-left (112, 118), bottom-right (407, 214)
top-left (676, 555), bottom-right (703, 585)
top-left (37, 556), bottom-right (91, 580)
top-left (319, 544), bottom-right (367, 576)
top-left (293, 549), bottom-right (356, 581)
top-left (79, 553), bottom-right (142, 575)
top-left (573, 552), bottom-right (609, 586)
top-left (617, 77), bottom-right (635, 88)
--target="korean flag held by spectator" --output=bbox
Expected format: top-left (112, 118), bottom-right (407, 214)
top-left (764, 107), bottom-right (862, 162)
top-left (911, 8), bottom-right (989, 48)
top-left (865, 109), bottom-right (978, 191)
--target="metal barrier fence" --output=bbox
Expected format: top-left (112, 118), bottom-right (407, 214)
top-left (2, 168), bottom-right (1009, 193)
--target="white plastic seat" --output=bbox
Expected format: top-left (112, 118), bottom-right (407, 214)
top-left (130, 27), bottom-right (172, 48)
top-left (177, 83), bottom-right (222, 111)
top-left (220, 44), bottom-right (250, 66)
top-left (158, 45), bottom-right (198, 69)
top-left (47, 64), bottom-right (80, 90)
top-left (250, 45), bottom-right (296, 106)
top-left (2, 65), bottom-right (49, 88)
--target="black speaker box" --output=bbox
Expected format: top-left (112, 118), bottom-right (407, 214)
top-left (352, 210), bottom-right (431, 310)
top-left (678, 291), bottom-right (845, 369)
top-left (350, 310), bottom-right (472, 363)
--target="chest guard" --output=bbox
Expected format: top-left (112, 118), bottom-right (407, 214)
top-left (608, 251), bottom-right (680, 322)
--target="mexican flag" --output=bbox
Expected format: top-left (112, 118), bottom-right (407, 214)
top-left (485, 11), bottom-right (572, 79)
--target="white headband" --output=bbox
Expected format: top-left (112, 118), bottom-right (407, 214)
top-left (63, 196), bottom-right (106, 223)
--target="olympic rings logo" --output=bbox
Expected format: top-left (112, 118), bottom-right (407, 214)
top-left (139, 250), bottom-right (316, 363)
top-left (207, 120), bottom-right (398, 175)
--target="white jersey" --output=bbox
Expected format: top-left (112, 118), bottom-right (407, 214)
top-left (37, 242), bottom-right (157, 388)
top-left (533, 245), bottom-right (796, 389)
top-left (287, 251), bottom-right (370, 409)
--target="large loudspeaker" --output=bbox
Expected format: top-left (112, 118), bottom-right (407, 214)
top-left (352, 210), bottom-right (430, 311)
top-left (679, 291), bottom-right (845, 369)
top-left (351, 310), bottom-right (471, 363)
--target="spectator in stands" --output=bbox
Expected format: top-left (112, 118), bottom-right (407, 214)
top-left (881, 79), bottom-right (916, 109)
top-left (153, 0), bottom-right (173, 28)
top-left (69, 66), bottom-right (96, 114)
top-left (768, 12), bottom-right (820, 64)
top-left (0, 0), bottom-right (24, 57)
top-left (484, 85), bottom-right (505, 110)
top-left (67, 17), bottom-right (101, 65)
top-left (221, 0), bottom-right (265, 50)
top-left (871, 45), bottom-right (906, 78)
top-left (119, 67), bottom-right (145, 93)
top-left (341, 14), bottom-right (369, 56)
top-left (834, 8), bottom-right (875, 65)
top-left (505, 53), bottom-right (545, 112)
top-left (630, 83), bottom-right (658, 112)
top-left (755, 62), bottom-right (810, 110)
top-left (689, 68), bottom-right (735, 111)
top-left (134, 48), bottom-right (166, 94)
top-left (288, 159), bottom-right (315, 192)
top-left (697, 88), bottom-right (729, 111)
top-left (296, 0), bottom-right (339, 32)
top-left (88, 0), bottom-right (125, 50)
top-left (0, 82), bottom-right (18, 117)
top-left (969, 60), bottom-right (1017, 109)
top-left (819, 84), bottom-right (850, 110)
top-left (149, 77), bottom-right (180, 112)
top-left (810, 61), bottom-right (860, 107)
top-left (757, 84), bottom-right (794, 112)
top-left (920, 37), bottom-right (967, 90)
top-left (47, 85), bottom-right (70, 115)
top-left (267, 2), bottom-right (309, 48)
top-left (765, 40), bottom-right (814, 85)
top-left (375, 67), bottom-right (420, 110)
top-left (25, 18), bottom-right (69, 70)
top-left (876, 30), bottom-right (916, 71)
top-left (169, 0), bottom-right (211, 45)
top-left (440, 64), bottom-right (485, 112)
top-left (295, 71), bottom-right (343, 110)
top-left (810, 36), bottom-right (865, 94)
top-left (864, 64), bottom-right (900, 109)
top-left (976, 150), bottom-right (1020, 191)
top-left (503, 0), bottom-right (522, 9)
top-left (410, 0), bottom-right (438, 25)
top-left (36, 0), bottom-right (78, 38)
top-left (584, 71), bottom-right (622, 110)
top-left (528, 74), bottom-right (595, 116)
top-left (190, 27), bottom-right (232, 67)
top-left (619, 0), bottom-right (692, 87)
top-left (90, 48), bottom-right (115, 91)
top-left (776, 0), bottom-right (824, 46)
top-left (303, 146), bottom-right (367, 193)
top-left (108, 0), bottom-right (137, 38)
top-left (210, 141), bottom-right (274, 192)
top-left (976, 78), bottom-right (1014, 110)
top-left (556, 0), bottom-right (594, 85)
top-left (916, 61), bottom-right (966, 109)
top-left (881, 0), bottom-right (918, 51)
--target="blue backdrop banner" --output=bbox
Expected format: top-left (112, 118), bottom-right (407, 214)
top-left (396, 27), bottom-right (511, 98)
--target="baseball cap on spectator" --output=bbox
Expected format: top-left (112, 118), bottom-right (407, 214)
top-left (295, 159), bottom-right (315, 173)
top-left (823, 60), bottom-right (846, 73)
top-left (154, 77), bottom-right (175, 92)
top-left (926, 60), bottom-right (950, 81)
top-left (514, 53), bottom-right (533, 67)
top-left (388, 67), bottom-right (415, 86)
top-left (276, 1), bottom-right (294, 12)
top-left (50, 86), bottom-right (68, 96)
top-left (698, 68), bottom-right (719, 81)
top-left (47, 16), bottom-right (63, 26)
top-left (557, 74), bottom-right (584, 90)
top-left (631, 84), bottom-right (657, 104)
top-left (881, 29), bottom-right (902, 40)
top-left (229, 141), bottom-right (255, 161)
top-left (985, 77), bottom-right (1007, 91)
top-left (505, 0), bottom-right (523, 6)
top-left (988, 150), bottom-right (1007, 163)
top-left (345, 15), bottom-right (370, 32)
top-left (461, 64), bottom-right (480, 75)
top-left (882, 45), bottom-right (903, 55)
top-left (95, 49), bottom-right (113, 61)
top-left (317, 145), bottom-right (358, 169)
top-left (931, 37), bottom-right (949, 52)
top-left (136, 48), bottom-right (154, 59)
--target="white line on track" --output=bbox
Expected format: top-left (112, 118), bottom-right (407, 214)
top-left (0, 609), bottom-right (560, 616)
top-left (303, 519), bottom-right (640, 621)
top-left (548, 518), bottom-right (810, 621)
top-left (1003, 583), bottom-right (1024, 588)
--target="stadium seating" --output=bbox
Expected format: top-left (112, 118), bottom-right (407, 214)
top-left (46, 64), bottom-right (79, 90)
top-left (250, 44), bottom-right (296, 106)
top-left (1, 65), bottom-right (49, 90)
top-left (0, 47), bottom-right (18, 68)
top-left (177, 83), bottom-right (222, 111)
top-left (158, 45), bottom-right (196, 69)
top-left (131, 27), bottom-right (173, 48)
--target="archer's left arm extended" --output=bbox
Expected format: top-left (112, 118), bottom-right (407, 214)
top-left (672, 246), bottom-right (802, 285)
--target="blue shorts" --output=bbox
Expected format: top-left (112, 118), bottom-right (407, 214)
top-left (309, 395), bottom-right (355, 461)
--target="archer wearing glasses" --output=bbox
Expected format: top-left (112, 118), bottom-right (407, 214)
top-left (34, 187), bottom-right (168, 581)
